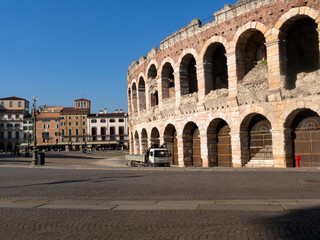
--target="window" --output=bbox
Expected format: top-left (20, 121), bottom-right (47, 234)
top-left (8, 114), bottom-right (11, 119)
top-left (61, 122), bottom-right (65, 126)
top-left (7, 123), bottom-right (13, 127)
top-left (18, 101), bottom-right (22, 107)
top-left (0, 132), bottom-right (4, 138)
top-left (24, 121), bottom-right (27, 124)
top-left (91, 119), bottom-right (97, 123)
top-left (83, 116), bottom-right (85, 119)
top-left (62, 129), bottom-right (65, 136)
top-left (14, 124), bottom-right (20, 127)
top-left (83, 129), bottom-right (85, 134)
top-left (15, 114), bottom-right (19, 119)
top-left (0, 115), bottom-right (3, 120)
top-left (55, 119), bottom-right (59, 122)
top-left (69, 122), bottom-right (71, 126)
top-left (119, 127), bottom-right (124, 135)
top-left (0, 102), bottom-right (4, 107)
top-left (81, 102), bottom-right (83, 108)
top-left (69, 117), bottom-right (71, 120)
top-left (119, 119), bottom-right (124, 122)
top-left (8, 132), bottom-right (11, 139)
top-left (69, 129), bottom-right (72, 135)
top-left (9, 101), bottom-right (13, 107)
top-left (76, 122), bottom-right (79, 126)
top-left (76, 129), bottom-right (79, 135)
top-left (43, 124), bottom-right (46, 129)
top-left (78, 102), bottom-right (80, 107)
top-left (84, 102), bottom-right (87, 107)
top-left (101, 119), bottom-right (106, 123)
top-left (55, 132), bottom-right (59, 136)
top-left (0, 124), bottom-right (4, 127)
top-left (29, 126), bottom-right (33, 130)
top-left (83, 122), bottom-right (85, 125)
top-left (56, 124), bottom-right (59, 128)
top-left (23, 126), bottom-right (27, 130)
top-left (62, 117), bottom-right (65, 119)
top-left (42, 132), bottom-right (49, 138)
top-left (110, 119), bottom-right (115, 123)
top-left (76, 116), bottom-right (78, 119)
top-left (15, 131), bottom-right (19, 139)
top-left (47, 124), bottom-right (50, 129)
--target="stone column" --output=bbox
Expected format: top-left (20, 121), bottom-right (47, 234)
top-left (196, 63), bottom-right (206, 104)
top-left (226, 51), bottom-right (238, 107)
top-left (158, 77), bottom-right (164, 112)
top-left (145, 81), bottom-right (150, 112)
top-left (266, 39), bottom-right (283, 101)
top-left (317, 28), bottom-right (320, 69)
top-left (174, 68), bottom-right (181, 113)
top-left (230, 132), bottom-right (242, 167)
top-left (176, 135), bottom-right (184, 167)
top-left (271, 127), bottom-right (287, 168)
top-left (199, 134), bottom-right (209, 167)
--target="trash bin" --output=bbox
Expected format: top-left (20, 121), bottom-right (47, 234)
top-left (36, 152), bottom-right (45, 165)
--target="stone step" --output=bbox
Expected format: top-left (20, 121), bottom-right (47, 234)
top-left (245, 159), bottom-right (274, 168)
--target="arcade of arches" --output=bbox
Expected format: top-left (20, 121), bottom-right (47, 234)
top-left (127, 3), bottom-right (320, 168)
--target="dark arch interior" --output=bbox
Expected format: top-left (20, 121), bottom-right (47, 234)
top-left (180, 54), bottom-right (198, 95)
top-left (151, 128), bottom-right (160, 147)
top-left (148, 64), bottom-right (157, 79)
top-left (204, 43), bottom-right (228, 94)
top-left (284, 17), bottom-right (319, 89)
top-left (236, 29), bottom-right (266, 81)
top-left (162, 63), bottom-right (175, 99)
top-left (138, 77), bottom-right (146, 111)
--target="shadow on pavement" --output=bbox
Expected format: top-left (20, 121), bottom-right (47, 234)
top-left (256, 206), bottom-right (320, 239)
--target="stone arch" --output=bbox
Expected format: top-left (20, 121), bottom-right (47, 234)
top-left (127, 87), bottom-right (132, 116)
top-left (134, 131), bottom-right (140, 154)
top-left (179, 49), bottom-right (198, 96)
top-left (284, 108), bottom-right (320, 167)
top-left (203, 42), bottom-right (229, 94)
top-left (207, 118), bottom-right (231, 167)
top-left (235, 24), bottom-right (267, 82)
top-left (275, 8), bottom-right (320, 90)
top-left (240, 113), bottom-right (273, 167)
top-left (131, 81), bottom-right (138, 114)
top-left (182, 122), bottom-right (202, 167)
top-left (150, 127), bottom-right (160, 147)
top-left (164, 124), bottom-right (178, 165)
top-left (141, 128), bottom-right (148, 155)
top-left (138, 77), bottom-right (146, 111)
top-left (161, 62), bottom-right (175, 99)
top-left (147, 64), bottom-right (158, 79)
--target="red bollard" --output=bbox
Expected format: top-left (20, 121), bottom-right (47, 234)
top-left (295, 155), bottom-right (301, 168)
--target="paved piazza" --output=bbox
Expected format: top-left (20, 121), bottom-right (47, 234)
top-left (0, 152), bottom-right (320, 239)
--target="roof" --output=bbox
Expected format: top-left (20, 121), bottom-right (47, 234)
top-left (37, 112), bottom-right (61, 119)
top-left (74, 98), bottom-right (91, 102)
top-left (60, 107), bottom-right (90, 115)
top-left (0, 96), bottom-right (29, 102)
top-left (88, 112), bottom-right (128, 118)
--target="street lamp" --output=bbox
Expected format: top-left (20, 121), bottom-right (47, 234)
top-left (31, 96), bottom-right (37, 166)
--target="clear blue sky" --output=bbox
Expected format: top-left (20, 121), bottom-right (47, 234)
top-left (0, 0), bottom-right (238, 113)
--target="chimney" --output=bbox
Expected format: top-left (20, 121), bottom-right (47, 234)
top-left (99, 110), bottom-right (103, 114)
top-left (104, 108), bottom-right (107, 113)
top-left (115, 109), bottom-right (118, 113)
top-left (120, 109), bottom-right (123, 113)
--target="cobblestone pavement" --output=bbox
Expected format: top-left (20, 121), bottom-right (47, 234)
top-left (0, 156), bottom-right (319, 239)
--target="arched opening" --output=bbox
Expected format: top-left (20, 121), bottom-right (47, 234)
top-left (134, 131), bottom-right (140, 154)
top-left (183, 122), bottom-right (202, 167)
top-left (161, 62), bottom-right (175, 99)
top-left (150, 91), bottom-right (158, 107)
top-left (240, 114), bottom-right (273, 167)
top-left (279, 17), bottom-right (319, 89)
top-left (138, 77), bottom-right (146, 111)
top-left (92, 127), bottom-right (97, 141)
top-left (285, 109), bottom-right (320, 167)
top-left (164, 124), bottom-right (178, 165)
top-left (204, 43), bottom-right (228, 94)
top-left (132, 83), bottom-right (138, 114)
top-left (130, 133), bottom-right (134, 154)
top-left (150, 127), bottom-right (160, 147)
top-left (236, 29), bottom-right (266, 81)
top-left (207, 119), bottom-right (231, 167)
top-left (147, 64), bottom-right (157, 79)
top-left (180, 54), bottom-right (198, 95)
top-left (141, 128), bottom-right (148, 155)
top-left (128, 88), bottom-right (132, 115)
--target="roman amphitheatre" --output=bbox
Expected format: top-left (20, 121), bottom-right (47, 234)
top-left (127, 0), bottom-right (320, 168)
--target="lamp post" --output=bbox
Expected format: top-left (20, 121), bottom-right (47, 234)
top-left (31, 96), bottom-right (37, 166)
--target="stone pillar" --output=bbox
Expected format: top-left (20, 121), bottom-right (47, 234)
top-left (271, 127), bottom-right (287, 168)
top-left (159, 133), bottom-right (164, 147)
top-left (226, 51), bottom-right (238, 107)
top-left (230, 132), bottom-right (242, 167)
top-left (317, 28), bottom-right (320, 69)
top-left (196, 63), bottom-right (206, 104)
top-left (176, 135), bottom-right (184, 167)
top-left (174, 68), bottom-right (181, 112)
top-left (158, 77), bottom-right (164, 112)
top-left (199, 134), bottom-right (209, 167)
top-left (266, 39), bottom-right (283, 101)
top-left (145, 81), bottom-right (150, 112)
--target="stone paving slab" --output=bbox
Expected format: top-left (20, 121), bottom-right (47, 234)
top-left (198, 204), bottom-right (284, 212)
top-left (38, 204), bottom-right (116, 210)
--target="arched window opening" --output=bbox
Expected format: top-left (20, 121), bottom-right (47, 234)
top-left (236, 29), bottom-right (266, 82)
top-left (138, 77), bottom-right (146, 111)
top-left (147, 64), bottom-right (157, 79)
top-left (127, 88), bottom-right (132, 115)
top-left (180, 54), bottom-right (198, 95)
top-left (164, 124), bottom-right (178, 165)
top-left (150, 127), bottom-right (160, 147)
top-left (92, 127), bottom-right (97, 141)
top-left (280, 17), bottom-right (319, 90)
top-left (132, 83), bottom-right (138, 114)
top-left (150, 91), bottom-right (158, 107)
top-left (141, 129), bottom-right (148, 155)
top-left (161, 63), bottom-right (175, 99)
top-left (204, 43), bottom-right (228, 94)
top-left (134, 131), bottom-right (140, 154)
top-left (183, 122), bottom-right (202, 167)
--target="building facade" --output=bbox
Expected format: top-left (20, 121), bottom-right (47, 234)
top-left (0, 97), bottom-right (29, 152)
top-left (60, 99), bottom-right (91, 151)
top-left (87, 109), bottom-right (129, 149)
top-left (127, 0), bottom-right (320, 168)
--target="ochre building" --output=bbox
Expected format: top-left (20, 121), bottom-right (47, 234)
top-left (127, 0), bottom-right (320, 168)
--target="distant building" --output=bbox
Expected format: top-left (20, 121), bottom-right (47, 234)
top-left (0, 96), bottom-right (29, 152)
top-left (87, 109), bottom-right (129, 149)
top-left (60, 98), bottom-right (91, 151)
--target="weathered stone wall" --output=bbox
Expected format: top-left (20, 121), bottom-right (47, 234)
top-left (127, 0), bottom-right (320, 168)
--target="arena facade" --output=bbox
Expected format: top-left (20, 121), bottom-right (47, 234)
top-left (127, 0), bottom-right (320, 168)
